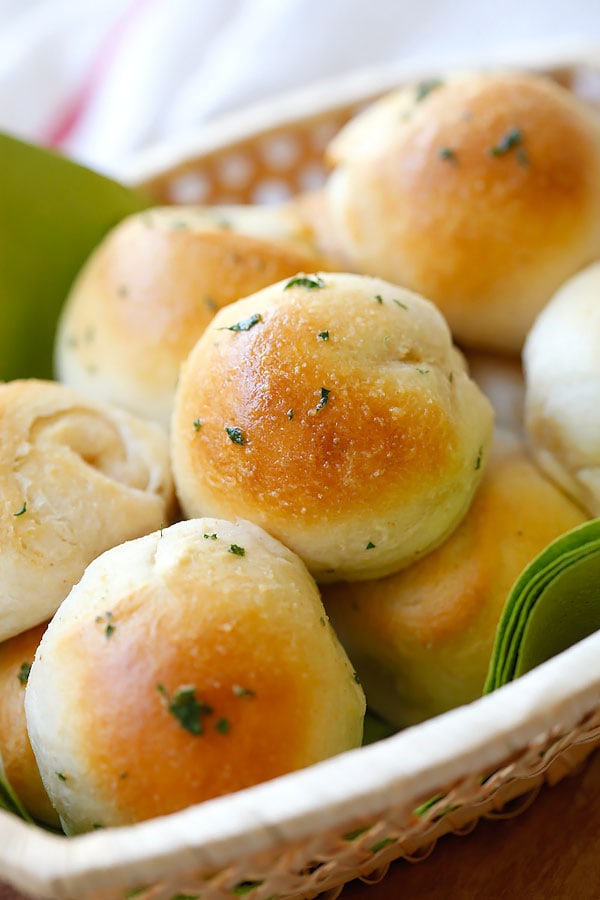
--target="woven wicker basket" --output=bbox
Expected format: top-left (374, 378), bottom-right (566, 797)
top-left (2, 44), bottom-right (600, 900)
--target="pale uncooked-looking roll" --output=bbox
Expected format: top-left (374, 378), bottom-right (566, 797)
top-left (322, 430), bottom-right (588, 728)
top-left (0, 622), bottom-right (59, 827)
top-left (25, 518), bottom-right (365, 833)
top-left (524, 260), bottom-right (600, 516)
top-left (0, 379), bottom-right (174, 641)
top-left (322, 71), bottom-right (600, 353)
top-left (171, 272), bottom-right (494, 581)
top-left (54, 204), bottom-right (330, 427)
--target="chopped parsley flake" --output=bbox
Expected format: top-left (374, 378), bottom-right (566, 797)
top-left (416, 368), bottom-right (429, 375)
top-left (215, 718), bottom-right (230, 734)
top-left (228, 544), bottom-right (246, 557)
top-left (366, 541), bottom-right (376, 550)
top-left (232, 684), bottom-right (255, 697)
top-left (284, 275), bottom-right (325, 290)
top-left (17, 662), bottom-right (31, 685)
top-left (225, 313), bottom-right (262, 332)
top-left (318, 330), bottom-right (329, 341)
top-left (226, 426), bottom-right (246, 446)
top-left (475, 447), bottom-right (483, 470)
top-left (13, 502), bottom-right (26, 517)
top-left (439, 147), bottom-right (456, 161)
top-left (232, 883), bottom-right (264, 896)
top-left (203, 532), bottom-right (218, 540)
top-left (105, 623), bottom-right (115, 639)
top-left (319, 616), bottom-right (326, 626)
top-left (415, 78), bottom-right (443, 102)
top-left (448, 372), bottom-right (454, 383)
top-left (375, 294), bottom-right (384, 304)
top-left (287, 408), bottom-right (294, 420)
top-left (489, 127), bottom-right (523, 157)
top-left (315, 387), bottom-right (330, 412)
top-left (393, 299), bottom-right (408, 309)
top-left (56, 772), bottom-right (67, 781)
top-left (193, 418), bottom-right (202, 431)
top-left (157, 684), bottom-right (213, 736)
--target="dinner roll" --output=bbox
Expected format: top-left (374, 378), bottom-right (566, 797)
top-left (323, 71), bottom-right (600, 353)
top-left (322, 430), bottom-right (588, 728)
top-left (25, 518), bottom-right (365, 833)
top-left (171, 272), bottom-right (494, 581)
top-left (524, 261), bottom-right (600, 516)
top-left (0, 379), bottom-right (174, 641)
top-left (0, 623), bottom-right (59, 827)
top-left (55, 204), bottom-right (329, 428)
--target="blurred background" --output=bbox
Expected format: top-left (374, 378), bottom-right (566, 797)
top-left (2, 0), bottom-right (600, 178)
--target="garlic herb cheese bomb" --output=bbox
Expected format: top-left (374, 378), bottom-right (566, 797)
top-left (322, 431), bottom-right (587, 728)
top-left (54, 204), bottom-right (329, 428)
top-left (323, 72), bottom-right (600, 353)
top-left (524, 260), bottom-right (600, 516)
top-left (171, 272), bottom-right (494, 581)
top-left (0, 379), bottom-right (174, 641)
top-left (25, 518), bottom-right (365, 833)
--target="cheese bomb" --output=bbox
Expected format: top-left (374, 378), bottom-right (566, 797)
top-left (322, 72), bottom-right (600, 353)
top-left (0, 379), bottom-right (174, 641)
top-left (171, 272), bottom-right (494, 581)
top-left (25, 518), bottom-right (365, 833)
top-left (55, 204), bottom-right (330, 427)
top-left (322, 431), bottom-right (588, 727)
top-left (0, 623), bottom-right (59, 827)
top-left (524, 260), bottom-right (600, 516)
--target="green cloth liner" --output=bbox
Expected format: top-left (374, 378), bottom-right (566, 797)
top-left (0, 131), bottom-right (151, 381)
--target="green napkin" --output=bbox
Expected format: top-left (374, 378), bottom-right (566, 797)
top-left (0, 132), bottom-right (152, 381)
top-left (485, 518), bottom-right (600, 692)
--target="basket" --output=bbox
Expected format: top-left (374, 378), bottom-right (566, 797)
top-left (2, 44), bottom-right (600, 900)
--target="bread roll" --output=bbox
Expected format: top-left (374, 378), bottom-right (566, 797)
top-left (0, 623), bottom-right (59, 827)
top-left (171, 272), bottom-right (494, 581)
top-left (0, 379), bottom-right (174, 641)
top-left (322, 431), bottom-right (588, 728)
top-left (55, 204), bottom-right (330, 427)
top-left (524, 261), bottom-right (600, 515)
top-left (25, 518), bottom-right (365, 833)
top-left (323, 72), bottom-right (600, 353)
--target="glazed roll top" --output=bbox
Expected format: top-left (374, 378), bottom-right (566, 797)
top-left (0, 379), bottom-right (174, 641)
top-left (171, 272), bottom-right (494, 582)
top-left (322, 430), bottom-right (588, 728)
top-left (25, 518), bottom-right (365, 833)
top-left (322, 71), bottom-right (600, 353)
top-left (55, 204), bottom-right (331, 427)
top-left (0, 623), bottom-right (59, 827)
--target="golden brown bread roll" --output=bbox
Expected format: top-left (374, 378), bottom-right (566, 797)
top-left (322, 430), bottom-right (587, 728)
top-left (0, 623), bottom-right (59, 827)
top-left (524, 260), bottom-right (600, 515)
top-left (171, 272), bottom-right (494, 581)
top-left (54, 204), bottom-right (330, 427)
top-left (25, 518), bottom-right (365, 833)
top-left (322, 71), bottom-right (600, 353)
top-left (0, 379), bottom-right (174, 641)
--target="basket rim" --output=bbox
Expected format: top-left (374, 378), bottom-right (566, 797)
top-left (2, 627), bottom-right (599, 896)
top-left (118, 36), bottom-right (600, 189)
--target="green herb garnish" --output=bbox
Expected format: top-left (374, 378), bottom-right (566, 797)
top-left (416, 368), bottom-right (429, 375)
top-left (226, 426), bottom-right (246, 446)
top-left (216, 718), bottom-right (230, 734)
top-left (17, 662), bottom-right (31, 685)
top-left (489, 127), bottom-right (523, 157)
top-left (475, 447), bottom-right (483, 470)
top-left (225, 313), bottom-right (262, 332)
top-left (375, 294), bottom-right (384, 304)
top-left (366, 541), bottom-right (376, 550)
top-left (393, 299), bottom-right (408, 309)
top-left (284, 275), bottom-right (325, 290)
top-left (157, 684), bottom-right (213, 736)
top-left (228, 544), bottom-right (245, 557)
top-left (105, 623), bottom-right (115, 639)
top-left (56, 772), bottom-right (67, 782)
top-left (232, 685), bottom-right (255, 697)
top-left (315, 387), bottom-right (330, 412)
top-left (439, 147), bottom-right (456, 161)
top-left (415, 78), bottom-right (443, 102)
top-left (203, 532), bottom-right (218, 541)
top-left (193, 418), bottom-right (202, 431)
top-left (232, 882), bottom-right (264, 896)
top-left (13, 502), bottom-right (26, 517)
top-left (318, 330), bottom-right (329, 341)
top-left (287, 408), bottom-right (294, 420)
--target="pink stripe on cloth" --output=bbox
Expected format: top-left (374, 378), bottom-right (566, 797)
top-left (43, 0), bottom-right (155, 148)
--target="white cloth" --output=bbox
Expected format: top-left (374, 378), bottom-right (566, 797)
top-left (1, 0), bottom-right (600, 177)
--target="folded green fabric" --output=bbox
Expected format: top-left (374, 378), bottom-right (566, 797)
top-left (0, 132), bottom-right (151, 381)
top-left (485, 518), bottom-right (600, 692)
